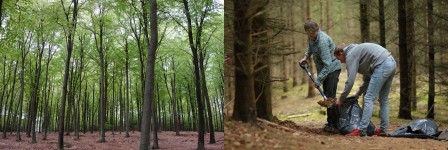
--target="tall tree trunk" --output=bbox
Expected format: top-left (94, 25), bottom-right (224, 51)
top-left (0, 58), bottom-right (9, 138)
top-left (171, 59), bottom-right (180, 135)
top-left (65, 59), bottom-right (76, 136)
top-left (305, 0), bottom-right (316, 98)
top-left (129, 8), bottom-right (144, 130)
top-left (17, 32), bottom-right (32, 142)
top-left (58, 0), bottom-right (78, 149)
top-left (139, 0), bottom-right (157, 149)
top-left (152, 82), bottom-right (160, 149)
top-left (187, 83), bottom-right (197, 131)
top-left (4, 61), bottom-right (17, 139)
top-left (291, 2), bottom-right (298, 87)
top-left (91, 4), bottom-right (107, 142)
top-left (398, 0), bottom-right (412, 119)
top-left (125, 39), bottom-right (130, 138)
top-left (83, 80), bottom-right (88, 134)
top-left (406, 0), bottom-right (417, 111)
top-left (90, 84), bottom-right (95, 133)
top-left (426, 0), bottom-right (435, 119)
top-left (0, 0), bottom-right (3, 22)
top-left (282, 55), bottom-right (288, 97)
top-left (75, 36), bottom-right (85, 140)
top-left (379, 0), bottom-right (386, 47)
top-left (183, 0), bottom-right (206, 149)
top-left (253, 1), bottom-right (272, 121)
top-left (326, 0), bottom-right (332, 35)
top-left (360, 0), bottom-right (370, 42)
top-left (231, 0), bottom-right (256, 124)
top-left (199, 52), bottom-right (215, 143)
top-left (43, 38), bottom-right (54, 140)
top-left (30, 20), bottom-right (45, 143)
top-left (162, 61), bottom-right (179, 135)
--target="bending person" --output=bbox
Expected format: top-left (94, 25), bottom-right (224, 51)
top-left (334, 43), bottom-right (396, 137)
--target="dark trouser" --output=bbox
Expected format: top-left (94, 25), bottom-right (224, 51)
top-left (323, 69), bottom-right (341, 127)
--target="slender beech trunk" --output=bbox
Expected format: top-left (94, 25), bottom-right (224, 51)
top-left (183, 0), bottom-right (206, 148)
top-left (139, 0), bottom-right (157, 149)
top-left (125, 39), bottom-right (130, 138)
top-left (199, 43), bottom-right (215, 143)
top-left (59, 0), bottom-right (78, 149)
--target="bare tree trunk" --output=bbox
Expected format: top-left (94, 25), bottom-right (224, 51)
top-left (43, 36), bottom-right (54, 140)
top-left (58, 0), bottom-right (78, 148)
top-left (305, 0), bottom-right (316, 98)
top-left (326, 0), bottom-right (332, 35)
top-left (17, 32), bottom-right (32, 142)
top-left (125, 39), bottom-right (130, 138)
top-left (291, 2), bottom-right (298, 87)
top-left (30, 20), bottom-right (45, 143)
top-left (139, 0), bottom-right (157, 149)
top-left (183, 0), bottom-right (206, 149)
top-left (426, 0), bottom-right (435, 119)
top-left (199, 44), bottom-right (216, 143)
top-left (398, 0), bottom-right (412, 119)
top-left (3, 61), bottom-right (17, 139)
top-left (0, 58), bottom-right (7, 139)
top-left (253, 1), bottom-right (273, 121)
top-left (406, 0), bottom-right (417, 111)
top-left (379, 0), bottom-right (386, 47)
top-left (231, 0), bottom-right (256, 124)
top-left (360, 0), bottom-right (370, 42)
top-left (152, 83), bottom-right (160, 149)
top-left (0, 0), bottom-right (3, 22)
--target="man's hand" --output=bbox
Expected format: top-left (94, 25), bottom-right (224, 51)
top-left (299, 56), bottom-right (308, 66)
top-left (317, 98), bottom-right (336, 108)
top-left (335, 98), bottom-right (341, 106)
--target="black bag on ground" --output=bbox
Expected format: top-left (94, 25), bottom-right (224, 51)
top-left (387, 119), bottom-right (439, 139)
top-left (337, 96), bottom-right (376, 135)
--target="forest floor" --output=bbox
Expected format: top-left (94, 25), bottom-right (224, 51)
top-left (0, 131), bottom-right (223, 150)
top-left (225, 72), bottom-right (448, 150)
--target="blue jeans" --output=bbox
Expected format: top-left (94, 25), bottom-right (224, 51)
top-left (359, 57), bottom-right (396, 131)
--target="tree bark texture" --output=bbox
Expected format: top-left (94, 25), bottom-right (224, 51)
top-left (398, 0), bottom-right (412, 119)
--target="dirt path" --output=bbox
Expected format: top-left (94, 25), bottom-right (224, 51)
top-left (225, 81), bottom-right (448, 150)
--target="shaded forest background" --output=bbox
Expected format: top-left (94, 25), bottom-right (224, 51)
top-left (0, 0), bottom-right (223, 149)
top-left (225, 0), bottom-right (448, 122)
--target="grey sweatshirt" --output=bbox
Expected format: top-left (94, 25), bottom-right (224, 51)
top-left (339, 43), bottom-right (391, 101)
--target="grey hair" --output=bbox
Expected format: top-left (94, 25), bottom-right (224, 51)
top-left (304, 20), bottom-right (319, 33)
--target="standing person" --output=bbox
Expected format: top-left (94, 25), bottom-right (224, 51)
top-left (334, 43), bottom-right (396, 137)
top-left (299, 20), bottom-right (341, 133)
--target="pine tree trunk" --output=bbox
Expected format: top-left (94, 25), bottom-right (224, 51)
top-left (379, 0), bottom-right (386, 47)
top-left (360, 0), bottom-right (370, 42)
top-left (398, 0), bottom-right (413, 119)
top-left (232, 0), bottom-right (257, 123)
top-left (406, 0), bottom-right (417, 111)
top-left (253, 2), bottom-right (273, 121)
top-left (426, 0), bottom-right (435, 119)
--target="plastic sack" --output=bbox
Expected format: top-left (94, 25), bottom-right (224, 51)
top-left (388, 119), bottom-right (438, 138)
top-left (337, 96), bottom-right (376, 135)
